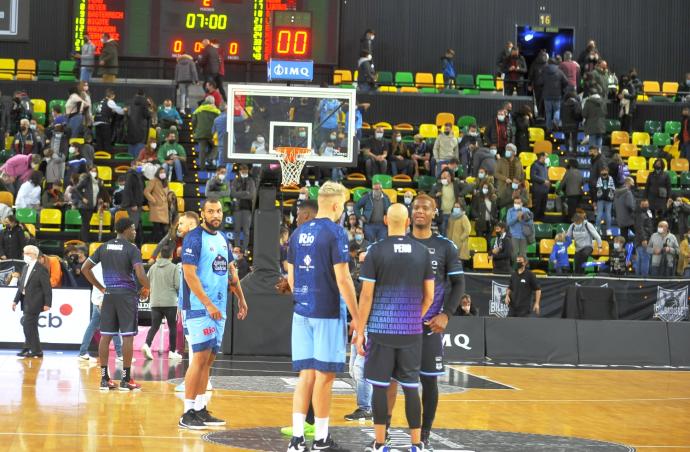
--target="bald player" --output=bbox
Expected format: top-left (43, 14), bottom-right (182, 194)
top-left (357, 204), bottom-right (434, 452)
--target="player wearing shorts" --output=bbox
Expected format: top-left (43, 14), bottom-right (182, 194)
top-left (387, 193), bottom-right (465, 450)
top-left (356, 204), bottom-right (435, 452)
top-left (178, 198), bottom-right (248, 430)
top-left (82, 218), bottom-right (150, 391)
top-left (286, 181), bottom-right (360, 452)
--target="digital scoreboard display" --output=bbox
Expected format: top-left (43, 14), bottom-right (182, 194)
top-left (72, 0), bottom-right (339, 63)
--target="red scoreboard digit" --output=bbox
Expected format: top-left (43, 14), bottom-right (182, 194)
top-left (272, 27), bottom-right (311, 58)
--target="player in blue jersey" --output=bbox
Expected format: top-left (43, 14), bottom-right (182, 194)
top-left (286, 181), bottom-right (360, 452)
top-left (82, 218), bottom-right (150, 392)
top-left (178, 197), bottom-right (248, 430)
top-left (384, 193), bottom-right (466, 450)
top-left (356, 203), bottom-right (435, 452)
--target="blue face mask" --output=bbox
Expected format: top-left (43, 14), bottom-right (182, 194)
top-left (136, 166), bottom-right (143, 173)
top-left (505, 150), bottom-right (512, 158)
top-left (355, 234), bottom-right (364, 242)
top-left (232, 253), bottom-right (239, 261)
top-left (452, 207), bottom-right (462, 216)
top-left (511, 182), bottom-right (519, 190)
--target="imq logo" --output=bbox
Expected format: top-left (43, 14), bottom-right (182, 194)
top-left (442, 333), bottom-right (471, 350)
top-left (20, 304), bottom-right (73, 328)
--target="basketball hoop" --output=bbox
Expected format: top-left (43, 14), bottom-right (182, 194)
top-left (275, 147), bottom-right (311, 188)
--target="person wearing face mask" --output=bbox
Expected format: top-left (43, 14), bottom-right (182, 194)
top-left (645, 159), bottom-right (671, 219)
top-left (432, 122), bottom-right (459, 177)
top-left (496, 41), bottom-right (514, 77)
top-left (144, 167), bottom-right (171, 243)
top-left (560, 88), bottom-right (582, 154)
top-left (617, 75), bottom-right (636, 134)
top-left (587, 146), bottom-right (607, 198)
top-left (609, 235), bottom-right (633, 275)
top-left (159, 131), bottom-right (187, 182)
top-left (590, 61), bottom-right (610, 101)
top-left (431, 170), bottom-right (462, 236)
top-left (360, 29), bottom-right (375, 60)
top-left (15, 170), bottom-right (43, 210)
top-left (633, 199), bottom-right (654, 276)
top-left (98, 32), bottom-right (119, 83)
top-left (355, 182), bottom-right (391, 242)
top-left (565, 210), bottom-right (603, 274)
top-left (230, 164), bottom-right (257, 252)
top-left (549, 232), bottom-right (572, 274)
top-left (677, 230), bottom-right (690, 277)
top-left (317, 97), bottom-right (341, 146)
top-left (389, 131), bottom-right (414, 176)
top-left (251, 134), bottom-right (267, 154)
top-left (471, 145), bottom-right (498, 178)
top-left (157, 99), bottom-right (183, 131)
top-left (504, 255), bottom-right (541, 317)
top-left (0, 214), bottom-right (26, 260)
top-left (506, 196), bottom-right (534, 261)
top-left (472, 183), bottom-right (498, 244)
top-left (356, 50), bottom-right (377, 93)
top-left (13, 245), bottom-right (52, 358)
top-left (495, 143), bottom-right (524, 203)
top-left (446, 201), bottom-right (471, 264)
top-left (192, 96), bottom-right (220, 171)
top-left (485, 109), bottom-right (513, 154)
top-left (613, 177), bottom-right (636, 240)
top-left (529, 152), bottom-right (550, 221)
top-left (13, 118), bottom-right (38, 156)
top-left (679, 107), bottom-right (690, 160)
top-left (501, 45), bottom-right (527, 95)
top-left (402, 191), bottom-right (414, 217)
top-left (348, 226), bottom-right (370, 255)
top-left (93, 88), bottom-right (125, 153)
top-left (411, 134), bottom-right (432, 177)
top-left (205, 167), bottom-right (232, 214)
top-left (582, 87), bottom-right (606, 148)
top-left (363, 126), bottom-right (388, 179)
top-left (647, 221), bottom-right (679, 277)
top-left (514, 105), bottom-right (534, 152)
top-left (440, 48), bottom-right (456, 90)
top-left (121, 159), bottom-right (145, 247)
top-left (42, 146), bottom-right (66, 188)
top-left (75, 166), bottom-right (109, 242)
top-left (0, 153), bottom-right (41, 195)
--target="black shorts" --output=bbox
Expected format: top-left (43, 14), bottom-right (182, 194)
top-left (100, 291), bottom-right (139, 336)
top-left (420, 330), bottom-right (445, 377)
top-left (364, 337), bottom-right (422, 388)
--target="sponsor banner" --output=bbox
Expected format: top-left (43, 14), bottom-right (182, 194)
top-left (443, 316), bottom-right (485, 362)
top-left (465, 272), bottom-right (689, 321)
top-left (267, 59), bottom-right (314, 82)
top-left (0, 288), bottom-right (91, 345)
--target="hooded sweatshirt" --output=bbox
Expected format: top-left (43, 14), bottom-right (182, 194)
top-left (147, 258), bottom-right (180, 308)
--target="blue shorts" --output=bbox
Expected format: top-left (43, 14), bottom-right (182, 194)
top-left (182, 309), bottom-right (226, 354)
top-left (291, 312), bottom-right (347, 373)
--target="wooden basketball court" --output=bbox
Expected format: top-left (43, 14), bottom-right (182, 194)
top-left (2, 351), bottom-right (689, 451)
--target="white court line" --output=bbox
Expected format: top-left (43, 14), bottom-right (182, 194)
top-left (0, 432), bottom-right (201, 440)
top-left (439, 396), bottom-right (690, 403)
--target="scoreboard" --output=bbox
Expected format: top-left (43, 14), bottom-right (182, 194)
top-left (71, 0), bottom-right (339, 63)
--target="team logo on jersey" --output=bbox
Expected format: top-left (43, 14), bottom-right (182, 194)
top-left (393, 243), bottom-right (412, 253)
top-left (299, 233), bottom-right (315, 245)
top-left (299, 255), bottom-right (314, 272)
top-left (489, 280), bottom-right (509, 318)
top-left (654, 286), bottom-right (689, 322)
top-left (427, 248), bottom-right (436, 255)
top-left (212, 255), bottom-right (228, 276)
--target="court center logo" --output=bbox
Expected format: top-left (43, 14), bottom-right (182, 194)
top-left (654, 286), bottom-right (689, 322)
top-left (489, 280), bottom-right (509, 318)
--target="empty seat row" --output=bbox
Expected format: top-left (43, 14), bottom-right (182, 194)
top-left (0, 58), bottom-right (77, 81)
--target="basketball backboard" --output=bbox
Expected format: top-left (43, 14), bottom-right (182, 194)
top-left (226, 84), bottom-right (358, 167)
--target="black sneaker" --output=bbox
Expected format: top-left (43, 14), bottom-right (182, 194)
top-left (178, 409), bottom-right (207, 430)
top-left (311, 434), bottom-right (349, 451)
top-left (420, 431), bottom-right (434, 451)
top-left (16, 348), bottom-right (30, 357)
top-left (287, 435), bottom-right (309, 452)
top-left (196, 407), bottom-right (226, 426)
top-left (344, 408), bottom-right (373, 421)
top-left (100, 378), bottom-right (116, 391)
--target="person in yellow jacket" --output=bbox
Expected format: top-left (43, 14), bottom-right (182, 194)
top-left (446, 200), bottom-right (471, 264)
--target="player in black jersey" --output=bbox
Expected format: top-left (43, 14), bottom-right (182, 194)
top-left (386, 193), bottom-right (466, 450)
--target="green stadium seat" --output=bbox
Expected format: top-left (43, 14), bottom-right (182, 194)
top-left (641, 145), bottom-right (657, 159)
top-left (64, 209), bottom-right (82, 232)
top-left (308, 185), bottom-right (319, 199)
top-left (462, 89), bottom-right (480, 95)
top-left (376, 71), bottom-right (393, 86)
top-left (351, 187), bottom-right (371, 202)
top-left (476, 74), bottom-right (495, 90)
top-left (534, 223), bottom-right (552, 239)
top-left (547, 154), bottom-right (560, 168)
top-left (48, 99), bottom-right (66, 115)
top-left (440, 88), bottom-right (460, 95)
top-left (665, 121), bottom-right (681, 135)
top-left (653, 132), bottom-right (671, 147)
top-left (37, 60), bottom-right (57, 80)
top-left (58, 60), bottom-right (77, 81)
top-left (415, 175), bottom-right (436, 192)
top-left (605, 119), bottom-right (621, 133)
top-left (33, 112), bottom-right (46, 126)
top-left (371, 174), bottom-right (393, 189)
top-left (455, 74), bottom-right (474, 89)
top-left (141, 211), bottom-right (153, 230)
top-left (419, 87), bottom-right (438, 94)
top-left (15, 208), bottom-right (37, 225)
top-left (394, 72), bottom-right (414, 87)
top-left (552, 223), bottom-right (569, 235)
top-left (114, 152), bottom-right (134, 161)
top-left (457, 115), bottom-right (477, 130)
top-left (668, 170), bottom-right (678, 187)
top-left (681, 172), bottom-right (690, 188)
top-left (644, 120), bottom-right (662, 135)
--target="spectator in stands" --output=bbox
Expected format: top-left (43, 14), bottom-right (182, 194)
top-left (0, 214), bottom-right (26, 260)
top-left (446, 200), bottom-right (471, 265)
top-left (505, 255), bottom-right (541, 317)
top-left (530, 153), bottom-right (550, 221)
top-left (63, 173), bottom-right (80, 209)
top-left (440, 48), bottom-right (456, 89)
top-left (360, 29), bottom-right (375, 59)
top-left (529, 50), bottom-right (549, 116)
top-left (514, 105), bottom-right (533, 152)
top-left (158, 99), bottom-right (183, 132)
top-left (491, 222), bottom-right (513, 273)
top-left (539, 58), bottom-right (569, 132)
top-left (64, 245), bottom-right (89, 287)
top-left (126, 89), bottom-right (152, 158)
top-left (550, 232), bottom-right (571, 274)
top-left (49, 104), bottom-right (66, 128)
top-left (158, 131), bottom-right (186, 182)
top-left (431, 169), bottom-right (462, 236)
top-left (192, 96), bottom-right (220, 171)
top-left (485, 109), bottom-right (513, 153)
top-left (679, 107), bottom-right (690, 160)
top-left (613, 177), bottom-right (636, 240)
top-left (317, 97), bottom-right (341, 146)
top-left (667, 196), bottom-right (690, 237)
top-left (617, 74), bottom-right (636, 134)
top-left (232, 246), bottom-right (250, 280)
top-left (456, 294), bottom-right (478, 316)
top-left (559, 51), bottom-right (580, 88)
top-left (609, 235), bottom-right (633, 275)
top-left (432, 122), bottom-right (459, 177)
top-left (389, 131), bottom-right (414, 176)
top-left (559, 159), bottom-right (583, 221)
top-left (75, 166), bottom-right (108, 242)
top-left (677, 231), bottom-right (690, 277)
top-left (93, 89), bottom-right (124, 153)
top-left (141, 243), bottom-right (182, 361)
top-left (648, 220), bottom-right (678, 277)
top-left (411, 134), bottom-right (431, 177)
top-left (204, 81), bottom-right (223, 108)
top-left (136, 138), bottom-right (161, 170)
top-left (577, 40), bottom-right (599, 73)
top-left (356, 50), bottom-right (376, 93)
top-left (594, 166), bottom-right (615, 235)
top-left (362, 126), bottom-right (388, 178)
top-left (591, 61), bottom-right (610, 101)
top-left (634, 198), bottom-right (654, 276)
top-left (566, 210), bottom-right (602, 274)
top-left (355, 182), bottom-right (390, 242)
top-left (646, 158), bottom-right (671, 219)
top-left (582, 87), bottom-right (606, 148)
top-left (1, 153), bottom-right (40, 195)
top-left (213, 104), bottom-right (228, 169)
top-left (205, 167), bottom-right (231, 214)
top-left (561, 88), bottom-right (582, 154)
top-left (41, 181), bottom-right (64, 209)
top-left (349, 226), bottom-right (369, 255)
top-left (98, 33), bottom-right (119, 83)
top-left (496, 41), bottom-right (514, 76)
top-left (588, 146), bottom-right (607, 199)
top-left (472, 146), bottom-right (498, 178)
top-left (144, 167), bottom-right (170, 243)
top-left (42, 142), bottom-right (66, 188)
top-left (198, 39), bottom-right (222, 99)
top-left (495, 143), bottom-right (523, 203)
top-left (77, 34), bottom-right (96, 82)
top-left (15, 170), bottom-right (42, 210)
top-left (231, 164), bottom-right (256, 252)
top-left (345, 214), bottom-right (361, 241)
top-left (65, 87), bottom-right (86, 140)
top-left (501, 46), bottom-right (528, 95)
top-left (458, 124), bottom-right (479, 170)
top-left (40, 253), bottom-right (62, 288)
top-left (507, 196), bottom-right (533, 261)
top-left (121, 160), bottom-right (145, 246)
top-left (471, 182), bottom-right (498, 243)
top-left (174, 54), bottom-right (199, 114)
top-left (14, 119), bottom-right (39, 155)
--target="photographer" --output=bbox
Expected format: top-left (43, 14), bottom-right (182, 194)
top-left (65, 245), bottom-right (90, 287)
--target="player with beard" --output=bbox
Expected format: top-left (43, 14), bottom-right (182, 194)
top-left (384, 193), bottom-right (465, 450)
top-left (178, 197), bottom-right (249, 429)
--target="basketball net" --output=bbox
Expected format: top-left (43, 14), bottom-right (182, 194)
top-left (276, 147), bottom-right (310, 188)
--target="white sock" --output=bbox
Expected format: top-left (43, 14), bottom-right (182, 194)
top-left (194, 394), bottom-right (206, 411)
top-left (314, 417), bottom-right (329, 441)
top-left (184, 399), bottom-right (195, 413)
top-left (292, 413), bottom-right (306, 438)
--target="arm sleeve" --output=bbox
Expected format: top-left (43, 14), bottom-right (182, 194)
top-left (330, 227), bottom-right (350, 265)
top-left (443, 243), bottom-right (465, 317)
top-left (359, 246), bottom-right (376, 282)
top-left (181, 231), bottom-right (202, 266)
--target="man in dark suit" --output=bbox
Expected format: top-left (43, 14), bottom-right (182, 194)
top-left (12, 245), bottom-right (52, 358)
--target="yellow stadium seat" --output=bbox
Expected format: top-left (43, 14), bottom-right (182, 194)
top-left (610, 131), bottom-right (629, 146)
top-left (528, 127), bottom-right (545, 142)
top-left (378, 86), bottom-right (398, 93)
top-left (114, 210), bottom-right (129, 225)
top-left (619, 143), bottom-right (638, 158)
top-left (525, 164), bottom-right (531, 180)
top-left (647, 157), bottom-right (658, 171)
top-left (548, 166), bottom-right (566, 181)
top-left (39, 208), bottom-right (62, 232)
top-left (415, 72), bottom-right (435, 89)
top-left (435, 73), bottom-right (445, 90)
top-left (468, 237), bottom-right (487, 253)
top-left (89, 242), bottom-right (103, 256)
top-left (141, 243), bottom-right (157, 261)
top-left (671, 158), bottom-right (690, 172)
top-left (519, 152), bottom-right (537, 167)
top-left (89, 210), bottom-right (112, 233)
top-left (636, 169), bottom-right (649, 185)
top-left (94, 151), bottom-right (112, 160)
top-left (627, 156), bottom-right (647, 172)
top-left (0, 58), bottom-right (15, 80)
top-left (361, 122), bottom-right (371, 130)
top-left (0, 191), bottom-right (14, 206)
top-left (169, 182), bottom-right (184, 198)
top-left (637, 94), bottom-right (649, 102)
top-left (662, 82), bottom-right (679, 97)
top-left (533, 140), bottom-right (553, 154)
top-left (382, 188), bottom-right (397, 203)
top-left (419, 123), bottom-right (439, 139)
top-left (567, 241), bottom-right (576, 256)
top-left (642, 81), bottom-right (661, 96)
top-left (333, 69), bottom-right (352, 85)
top-left (539, 239), bottom-right (555, 257)
top-left (495, 77), bottom-right (504, 92)
top-left (373, 122), bottom-right (393, 130)
top-left (400, 87), bottom-right (419, 93)
top-left (332, 73), bottom-right (341, 85)
top-left (435, 112), bottom-right (455, 128)
top-left (392, 174), bottom-right (412, 183)
top-left (15, 59), bottom-right (36, 80)
top-left (69, 138), bottom-right (85, 145)
top-left (31, 99), bottom-right (47, 114)
top-left (592, 240), bottom-right (609, 257)
top-left (631, 132), bottom-right (650, 147)
top-left (346, 172), bottom-right (367, 181)
top-left (394, 123), bottom-right (414, 131)
top-left (177, 197), bottom-right (185, 212)
top-left (472, 253), bottom-right (493, 270)
top-left (97, 166), bottom-right (112, 187)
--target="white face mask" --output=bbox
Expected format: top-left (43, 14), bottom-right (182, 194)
top-left (514, 204), bottom-right (521, 210)
top-left (330, 134), bottom-right (337, 141)
top-left (490, 148), bottom-right (497, 156)
top-left (404, 196), bottom-right (412, 205)
top-left (9, 277), bottom-right (18, 286)
top-left (497, 115), bottom-right (506, 122)
top-left (257, 136), bottom-right (265, 144)
top-left (440, 179), bottom-right (449, 186)
top-left (23, 255), bottom-right (35, 265)
top-left (511, 182), bottom-right (519, 190)
top-left (240, 173), bottom-right (248, 178)
top-left (29, 124), bottom-right (36, 130)
top-left (298, 194), bottom-right (307, 200)
top-left (375, 132), bottom-right (384, 140)
top-left (395, 136), bottom-right (402, 143)
top-left (69, 146), bottom-right (77, 154)
top-left (90, 171), bottom-right (98, 178)
top-left (217, 174), bottom-right (226, 181)
top-left (347, 206), bottom-right (354, 213)
top-left (159, 173), bottom-right (167, 180)
top-left (478, 172), bottom-right (486, 179)
top-left (150, 143), bottom-right (157, 149)
top-left (482, 187), bottom-right (489, 194)
top-left (658, 227), bottom-right (665, 234)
